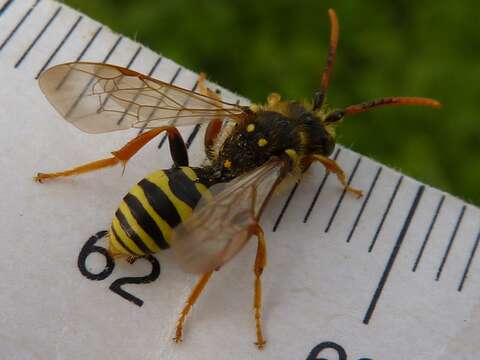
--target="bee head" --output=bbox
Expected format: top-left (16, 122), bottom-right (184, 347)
top-left (310, 8), bottom-right (440, 140)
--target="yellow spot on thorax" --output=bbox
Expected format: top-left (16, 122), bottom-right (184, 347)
top-left (258, 138), bottom-right (268, 147)
top-left (246, 123), bottom-right (255, 132)
top-left (223, 159), bottom-right (232, 168)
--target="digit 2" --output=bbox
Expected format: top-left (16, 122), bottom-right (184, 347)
top-left (109, 255), bottom-right (160, 306)
top-left (77, 231), bottom-right (161, 306)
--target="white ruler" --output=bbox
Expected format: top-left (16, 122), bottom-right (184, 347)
top-left (0, 1), bottom-right (479, 359)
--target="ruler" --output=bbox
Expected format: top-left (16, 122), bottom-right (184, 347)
top-left (0, 1), bottom-right (478, 359)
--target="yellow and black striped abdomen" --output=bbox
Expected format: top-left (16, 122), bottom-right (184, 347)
top-left (108, 167), bottom-right (210, 257)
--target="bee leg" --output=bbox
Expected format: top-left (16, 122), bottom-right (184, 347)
top-left (198, 73), bottom-right (224, 161)
top-left (251, 224), bottom-right (267, 350)
top-left (113, 126), bottom-right (188, 167)
top-left (204, 118), bottom-right (223, 161)
top-left (174, 271), bottom-right (213, 344)
top-left (312, 154), bottom-right (363, 198)
top-left (35, 126), bottom-right (188, 182)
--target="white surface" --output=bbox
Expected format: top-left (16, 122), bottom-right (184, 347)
top-left (0, 1), bottom-right (479, 359)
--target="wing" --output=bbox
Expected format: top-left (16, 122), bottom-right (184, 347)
top-left (38, 62), bottom-right (247, 134)
top-left (170, 158), bottom-right (287, 274)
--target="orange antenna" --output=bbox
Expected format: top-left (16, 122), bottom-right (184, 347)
top-left (345, 97), bottom-right (442, 115)
top-left (313, 9), bottom-right (339, 110)
top-left (324, 97), bottom-right (442, 123)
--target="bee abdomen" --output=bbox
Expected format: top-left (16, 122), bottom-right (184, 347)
top-left (108, 167), bottom-right (210, 257)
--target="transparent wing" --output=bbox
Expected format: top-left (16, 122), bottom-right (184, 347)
top-left (170, 158), bottom-right (286, 274)
top-left (38, 62), bottom-right (246, 134)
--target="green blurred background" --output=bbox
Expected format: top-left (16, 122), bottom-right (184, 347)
top-left (63, 0), bottom-right (479, 206)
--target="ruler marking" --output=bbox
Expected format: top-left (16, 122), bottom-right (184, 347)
top-left (158, 81), bottom-right (199, 147)
top-left (146, 56), bottom-right (163, 76)
top-left (118, 53), bottom-right (162, 128)
top-left (98, 44), bottom-right (142, 124)
top-left (137, 67), bottom-right (183, 136)
top-left (0, 0), bottom-right (41, 52)
top-left (185, 89), bottom-right (221, 149)
top-left (436, 205), bottom-right (467, 281)
top-left (185, 92), bottom-right (238, 150)
top-left (346, 166), bottom-right (382, 243)
top-left (102, 35), bottom-right (123, 63)
top-left (64, 35), bottom-right (123, 118)
top-left (186, 124), bottom-right (201, 149)
top-left (412, 194), bottom-right (445, 272)
top-left (53, 25), bottom-right (103, 91)
top-left (76, 25), bottom-right (102, 61)
top-left (0, 0), bottom-right (14, 16)
top-left (368, 175), bottom-right (403, 252)
top-left (458, 227), bottom-right (480, 292)
top-left (126, 45), bottom-right (142, 68)
top-left (363, 185), bottom-right (425, 325)
top-left (135, 66), bottom-right (182, 135)
top-left (142, 66), bottom-right (182, 133)
top-left (15, 6), bottom-right (62, 68)
top-left (114, 54), bottom-right (163, 126)
top-left (157, 81), bottom-right (198, 166)
top-left (35, 15), bottom-right (83, 79)
top-left (157, 75), bottom-right (197, 149)
top-left (325, 156), bottom-right (362, 233)
top-left (273, 182), bottom-right (300, 232)
top-left (303, 148), bottom-right (342, 223)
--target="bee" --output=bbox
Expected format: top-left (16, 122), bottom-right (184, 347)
top-left (35, 9), bottom-right (440, 349)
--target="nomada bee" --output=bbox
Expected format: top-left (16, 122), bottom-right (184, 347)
top-left (35, 9), bottom-right (440, 349)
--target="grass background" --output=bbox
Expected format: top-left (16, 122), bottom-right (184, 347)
top-left (63, 0), bottom-right (480, 206)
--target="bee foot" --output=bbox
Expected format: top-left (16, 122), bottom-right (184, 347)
top-left (255, 340), bottom-right (266, 350)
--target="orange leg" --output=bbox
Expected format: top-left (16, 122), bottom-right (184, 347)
top-left (35, 126), bottom-right (188, 182)
top-left (198, 73), bottom-right (224, 160)
top-left (251, 224), bottom-right (267, 350)
top-left (173, 224), bottom-right (268, 350)
top-left (313, 154), bottom-right (363, 198)
top-left (174, 271), bottom-right (213, 343)
top-left (204, 118), bottom-right (223, 160)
